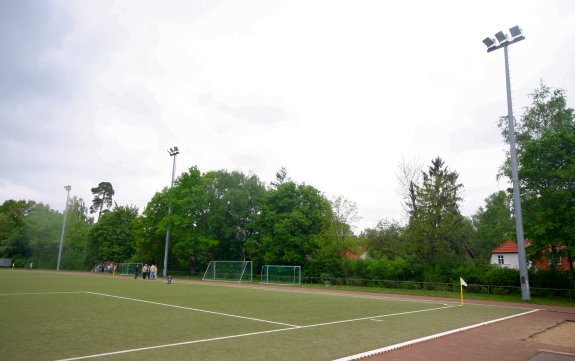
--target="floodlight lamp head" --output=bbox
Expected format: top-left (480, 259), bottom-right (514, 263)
top-left (168, 146), bottom-right (179, 156)
top-left (64, 185), bottom-right (71, 191)
top-left (495, 31), bottom-right (508, 44)
top-left (509, 25), bottom-right (522, 38)
top-left (483, 37), bottom-right (496, 48)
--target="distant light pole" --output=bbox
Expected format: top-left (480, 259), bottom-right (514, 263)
top-left (57, 185), bottom-right (71, 271)
top-left (163, 146), bottom-right (179, 278)
top-left (483, 26), bottom-right (530, 301)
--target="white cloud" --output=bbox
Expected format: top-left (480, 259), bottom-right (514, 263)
top-left (1, 0), bottom-right (574, 231)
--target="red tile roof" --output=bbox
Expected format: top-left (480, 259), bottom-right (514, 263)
top-left (492, 240), bottom-right (530, 253)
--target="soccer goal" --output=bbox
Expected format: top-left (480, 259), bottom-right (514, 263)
top-left (117, 263), bottom-right (143, 276)
top-left (202, 261), bottom-right (253, 283)
top-left (260, 265), bottom-right (301, 286)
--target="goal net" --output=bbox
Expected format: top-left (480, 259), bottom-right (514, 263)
top-left (117, 263), bottom-right (143, 276)
top-left (202, 261), bottom-right (253, 283)
top-left (261, 265), bottom-right (301, 286)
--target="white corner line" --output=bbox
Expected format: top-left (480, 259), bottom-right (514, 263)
top-left (84, 291), bottom-right (298, 327)
top-left (332, 308), bottom-right (541, 361)
top-left (298, 304), bottom-right (458, 329)
top-left (53, 301), bottom-right (456, 361)
top-left (53, 326), bottom-right (298, 361)
top-left (0, 291), bottom-right (86, 296)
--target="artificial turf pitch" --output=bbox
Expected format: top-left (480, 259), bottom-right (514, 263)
top-left (0, 270), bottom-right (532, 361)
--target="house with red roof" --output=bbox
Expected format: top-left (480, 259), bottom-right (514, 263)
top-left (490, 240), bottom-right (572, 271)
top-left (490, 240), bottom-right (526, 269)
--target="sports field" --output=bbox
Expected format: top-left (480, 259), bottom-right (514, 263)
top-left (0, 270), bottom-right (534, 361)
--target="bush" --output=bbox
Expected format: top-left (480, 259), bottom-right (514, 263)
top-left (529, 269), bottom-right (572, 289)
top-left (402, 281), bottom-right (422, 290)
top-left (480, 267), bottom-right (520, 287)
top-left (492, 287), bottom-right (510, 295)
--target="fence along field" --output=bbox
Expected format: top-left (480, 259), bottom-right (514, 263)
top-left (0, 270), bottom-right (534, 361)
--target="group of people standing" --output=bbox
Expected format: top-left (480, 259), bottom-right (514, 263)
top-left (134, 263), bottom-right (158, 280)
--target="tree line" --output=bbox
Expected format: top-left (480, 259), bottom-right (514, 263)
top-left (1, 84), bottom-right (573, 289)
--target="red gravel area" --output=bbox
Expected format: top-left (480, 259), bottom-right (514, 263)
top-left (198, 279), bottom-right (575, 361)
top-left (361, 301), bottom-right (575, 361)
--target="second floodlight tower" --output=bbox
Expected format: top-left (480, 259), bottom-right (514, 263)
top-left (163, 146), bottom-right (179, 278)
top-left (56, 185), bottom-right (72, 271)
top-left (483, 26), bottom-right (530, 301)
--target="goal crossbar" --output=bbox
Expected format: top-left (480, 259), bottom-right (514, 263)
top-left (202, 261), bottom-right (253, 283)
top-left (261, 265), bottom-right (301, 286)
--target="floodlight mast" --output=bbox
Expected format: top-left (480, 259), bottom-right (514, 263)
top-left (163, 146), bottom-right (180, 278)
top-left (57, 185), bottom-right (71, 271)
top-left (483, 26), bottom-right (530, 301)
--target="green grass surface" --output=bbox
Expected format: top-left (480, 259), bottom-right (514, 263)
top-left (309, 283), bottom-right (575, 306)
top-left (0, 270), bottom-right (533, 361)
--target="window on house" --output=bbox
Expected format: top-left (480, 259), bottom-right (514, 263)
top-left (548, 257), bottom-right (563, 266)
top-left (498, 255), bottom-right (504, 265)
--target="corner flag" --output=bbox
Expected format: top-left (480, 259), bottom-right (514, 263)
top-left (459, 277), bottom-right (467, 306)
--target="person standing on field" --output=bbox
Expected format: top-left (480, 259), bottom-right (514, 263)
top-left (134, 264), bottom-right (140, 279)
top-left (142, 264), bottom-right (149, 279)
top-left (149, 264), bottom-right (156, 280)
top-left (29, 262), bottom-right (33, 271)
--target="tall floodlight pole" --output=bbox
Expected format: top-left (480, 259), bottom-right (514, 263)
top-left (483, 26), bottom-right (530, 301)
top-left (57, 185), bottom-right (71, 271)
top-left (163, 146), bottom-right (179, 277)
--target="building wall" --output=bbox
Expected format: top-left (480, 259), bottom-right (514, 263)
top-left (490, 253), bottom-right (519, 269)
top-left (534, 255), bottom-right (572, 271)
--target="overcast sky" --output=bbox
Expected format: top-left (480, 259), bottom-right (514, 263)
top-left (1, 0), bottom-right (574, 231)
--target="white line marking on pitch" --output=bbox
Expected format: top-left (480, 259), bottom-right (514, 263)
top-left (0, 291), bottom-right (85, 296)
top-left (200, 281), bottom-right (455, 306)
top-left (53, 327), bottom-right (299, 361)
top-left (84, 291), bottom-right (299, 327)
top-left (52, 303), bottom-right (456, 361)
top-left (333, 308), bottom-right (541, 361)
top-left (296, 304), bottom-right (457, 329)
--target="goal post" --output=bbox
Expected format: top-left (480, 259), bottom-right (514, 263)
top-left (117, 263), bottom-right (143, 276)
top-left (202, 261), bottom-right (253, 283)
top-left (260, 265), bottom-right (301, 286)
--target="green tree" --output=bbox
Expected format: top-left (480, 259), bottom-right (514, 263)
top-left (167, 166), bottom-right (213, 274)
top-left (25, 203), bottom-right (63, 269)
top-left (0, 201), bottom-right (63, 269)
top-left (203, 170), bottom-right (265, 261)
top-left (500, 84), bottom-right (575, 283)
top-left (362, 219), bottom-right (407, 259)
top-left (470, 191), bottom-right (515, 261)
top-left (315, 196), bottom-right (361, 279)
top-left (133, 190), bottom-right (170, 267)
top-left (247, 181), bottom-right (332, 268)
top-left (0, 200), bottom-right (35, 262)
top-left (405, 157), bottom-right (469, 280)
top-left (61, 197), bottom-right (92, 270)
top-left (89, 182), bottom-right (115, 221)
top-left (86, 205), bottom-right (138, 265)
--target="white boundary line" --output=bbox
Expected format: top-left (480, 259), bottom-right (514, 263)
top-left (53, 302), bottom-right (457, 361)
top-left (332, 308), bottom-right (541, 361)
top-left (53, 327), bottom-right (298, 361)
top-left (194, 280), bottom-right (538, 310)
top-left (296, 304), bottom-right (458, 329)
top-left (0, 291), bottom-right (85, 296)
top-left (85, 291), bottom-right (298, 327)
top-left (199, 281), bottom-right (455, 306)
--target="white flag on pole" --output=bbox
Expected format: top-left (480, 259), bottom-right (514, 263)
top-left (460, 277), bottom-right (467, 287)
